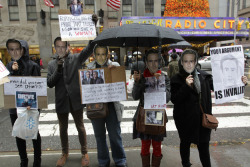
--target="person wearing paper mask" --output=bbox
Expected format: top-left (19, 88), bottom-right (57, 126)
top-left (86, 45), bottom-right (127, 167)
top-left (132, 49), bottom-right (171, 167)
top-left (6, 39), bottom-right (41, 167)
top-left (170, 49), bottom-right (248, 167)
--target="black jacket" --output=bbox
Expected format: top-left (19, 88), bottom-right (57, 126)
top-left (6, 40), bottom-right (41, 114)
top-left (47, 42), bottom-right (94, 113)
top-left (171, 69), bottom-right (213, 144)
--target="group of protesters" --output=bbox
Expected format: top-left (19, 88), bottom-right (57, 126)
top-left (5, 16), bottom-right (249, 167)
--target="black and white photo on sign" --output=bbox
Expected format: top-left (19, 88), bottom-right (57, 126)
top-left (81, 69), bottom-right (105, 85)
top-left (145, 110), bottom-right (165, 126)
top-left (210, 45), bottom-right (245, 104)
top-left (145, 75), bottom-right (165, 93)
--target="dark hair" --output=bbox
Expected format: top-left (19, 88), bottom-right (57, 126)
top-left (145, 49), bottom-right (159, 62)
top-left (54, 37), bottom-right (68, 47)
top-left (171, 53), bottom-right (178, 60)
top-left (6, 39), bottom-right (21, 49)
top-left (93, 44), bottom-right (108, 56)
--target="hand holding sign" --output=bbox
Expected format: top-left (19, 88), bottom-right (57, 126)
top-left (186, 75), bottom-right (194, 87)
top-left (12, 61), bottom-right (19, 71)
top-left (133, 71), bottom-right (141, 83)
top-left (242, 76), bottom-right (248, 85)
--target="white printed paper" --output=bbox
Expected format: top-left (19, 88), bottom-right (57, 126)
top-left (0, 60), bottom-right (9, 79)
top-left (4, 77), bottom-right (47, 96)
top-left (81, 82), bottom-right (126, 104)
top-left (144, 92), bottom-right (166, 109)
top-left (210, 45), bottom-right (245, 104)
top-left (59, 14), bottom-right (96, 41)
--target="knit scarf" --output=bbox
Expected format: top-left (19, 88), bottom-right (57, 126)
top-left (143, 68), bottom-right (161, 77)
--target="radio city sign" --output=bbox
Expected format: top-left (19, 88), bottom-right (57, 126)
top-left (121, 17), bottom-right (250, 37)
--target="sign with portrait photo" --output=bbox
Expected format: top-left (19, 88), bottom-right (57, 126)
top-left (210, 45), bottom-right (245, 104)
top-left (145, 109), bottom-right (165, 126)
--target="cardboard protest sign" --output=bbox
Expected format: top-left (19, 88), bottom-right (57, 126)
top-left (143, 75), bottom-right (167, 109)
top-left (3, 77), bottom-right (47, 109)
top-left (58, 9), bottom-right (96, 41)
top-left (0, 60), bottom-right (9, 80)
top-left (79, 66), bottom-right (127, 104)
top-left (210, 45), bottom-right (245, 104)
top-left (16, 91), bottom-right (38, 109)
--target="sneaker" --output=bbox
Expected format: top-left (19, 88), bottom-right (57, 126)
top-left (56, 153), bottom-right (68, 167)
top-left (81, 154), bottom-right (90, 167)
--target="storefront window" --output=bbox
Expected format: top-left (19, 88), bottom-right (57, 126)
top-left (85, 0), bottom-right (95, 13)
top-left (122, 0), bottom-right (132, 17)
top-left (161, 0), bottom-right (165, 16)
top-left (8, 0), bottom-right (19, 21)
top-left (50, 0), bottom-right (59, 20)
top-left (145, 0), bottom-right (154, 16)
top-left (26, 0), bottom-right (37, 20)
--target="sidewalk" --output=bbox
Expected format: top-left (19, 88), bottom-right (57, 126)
top-left (1, 141), bottom-right (250, 167)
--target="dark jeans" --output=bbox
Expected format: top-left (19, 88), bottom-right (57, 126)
top-left (180, 141), bottom-right (211, 167)
top-left (10, 113), bottom-right (41, 161)
top-left (57, 107), bottom-right (87, 155)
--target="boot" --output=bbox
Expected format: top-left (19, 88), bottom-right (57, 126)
top-left (151, 154), bottom-right (162, 167)
top-left (182, 162), bottom-right (192, 167)
top-left (33, 158), bottom-right (41, 167)
top-left (141, 154), bottom-right (150, 167)
top-left (20, 158), bottom-right (28, 167)
top-left (56, 153), bottom-right (69, 167)
top-left (81, 154), bottom-right (90, 167)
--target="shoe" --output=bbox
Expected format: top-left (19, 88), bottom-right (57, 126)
top-left (115, 164), bottom-right (128, 167)
top-left (81, 154), bottom-right (90, 167)
top-left (56, 153), bottom-right (68, 167)
top-left (20, 158), bottom-right (28, 167)
top-left (33, 158), bottom-right (41, 167)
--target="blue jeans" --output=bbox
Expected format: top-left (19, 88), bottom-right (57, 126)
top-left (91, 103), bottom-right (126, 166)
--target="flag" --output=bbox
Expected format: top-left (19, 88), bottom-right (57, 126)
top-left (0, 4), bottom-right (3, 8)
top-left (44, 0), bottom-right (54, 8)
top-left (106, 0), bottom-right (120, 11)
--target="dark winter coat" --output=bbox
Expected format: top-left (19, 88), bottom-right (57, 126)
top-left (47, 42), bottom-right (94, 113)
top-left (171, 68), bottom-right (213, 144)
top-left (132, 72), bottom-right (171, 141)
top-left (6, 40), bottom-right (41, 114)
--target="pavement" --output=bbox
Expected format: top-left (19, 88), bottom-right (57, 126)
top-left (1, 141), bottom-right (250, 167)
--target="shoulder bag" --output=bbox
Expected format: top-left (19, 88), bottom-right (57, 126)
top-left (200, 104), bottom-right (219, 130)
top-left (86, 103), bottom-right (109, 119)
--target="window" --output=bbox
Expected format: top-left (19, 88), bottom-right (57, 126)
top-left (145, 0), bottom-right (154, 16)
top-left (161, 0), bottom-right (165, 16)
top-left (8, 0), bottom-right (19, 21)
top-left (108, 10), bottom-right (118, 19)
top-left (242, 0), bottom-right (246, 9)
top-left (226, 0), bottom-right (230, 17)
top-left (122, 0), bottom-right (132, 17)
top-left (26, 0), bottom-right (37, 20)
top-left (231, 0), bottom-right (235, 17)
top-left (85, 0), bottom-right (95, 12)
top-left (50, 0), bottom-right (59, 20)
top-left (237, 0), bottom-right (240, 11)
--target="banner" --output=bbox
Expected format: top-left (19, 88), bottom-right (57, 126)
top-left (58, 14), bottom-right (96, 41)
top-left (0, 60), bottom-right (9, 79)
top-left (210, 45), bottom-right (245, 104)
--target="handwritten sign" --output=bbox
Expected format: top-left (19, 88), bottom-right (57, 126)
top-left (144, 92), bottom-right (166, 109)
top-left (58, 14), bottom-right (96, 41)
top-left (81, 82), bottom-right (126, 104)
top-left (4, 77), bottom-right (47, 96)
top-left (210, 45), bottom-right (245, 104)
top-left (0, 60), bottom-right (9, 79)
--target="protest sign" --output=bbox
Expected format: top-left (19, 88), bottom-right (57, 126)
top-left (58, 14), bottom-right (96, 41)
top-left (16, 91), bottom-right (38, 109)
top-left (79, 66), bottom-right (127, 104)
top-left (210, 45), bottom-right (245, 104)
top-left (3, 77), bottom-right (47, 109)
top-left (144, 92), bottom-right (166, 109)
top-left (0, 60), bottom-right (9, 80)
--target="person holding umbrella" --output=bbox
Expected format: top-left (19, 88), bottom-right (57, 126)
top-left (132, 49), bottom-right (171, 167)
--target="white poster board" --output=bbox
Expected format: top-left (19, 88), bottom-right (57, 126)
top-left (210, 45), bottom-right (245, 104)
top-left (58, 14), bottom-right (96, 41)
top-left (4, 77), bottom-right (47, 96)
top-left (0, 60), bottom-right (9, 79)
top-left (81, 82), bottom-right (127, 104)
top-left (144, 92), bottom-right (166, 109)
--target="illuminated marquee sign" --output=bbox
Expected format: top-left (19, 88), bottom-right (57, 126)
top-left (121, 17), bottom-right (250, 37)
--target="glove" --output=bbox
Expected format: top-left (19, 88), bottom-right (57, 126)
top-left (57, 58), bottom-right (64, 72)
top-left (92, 14), bottom-right (98, 26)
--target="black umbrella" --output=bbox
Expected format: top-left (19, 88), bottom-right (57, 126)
top-left (168, 41), bottom-right (192, 49)
top-left (93, 23), bottom-right (185, 69)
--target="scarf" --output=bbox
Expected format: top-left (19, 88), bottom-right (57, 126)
top-left (143, 68), bottom-right (161, 77)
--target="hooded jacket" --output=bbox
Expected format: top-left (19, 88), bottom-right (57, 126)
top-left (170, 53), bottom-right (213, 144)
top-left (6, 40), bottom-right (41, 114)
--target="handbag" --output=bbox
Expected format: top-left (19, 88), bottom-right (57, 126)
top-left (200, 104), bottom-right (219, 130)
top-left (136, 106), bottom-right (168, 135)
top-left (86, 103), bottom-right (109, 119)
